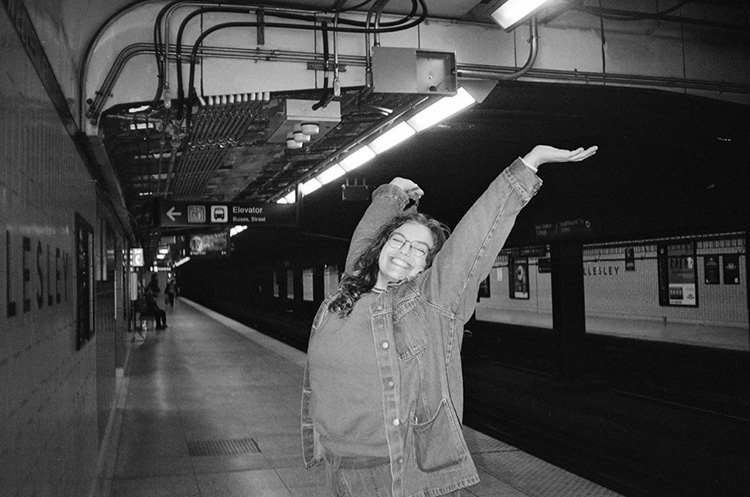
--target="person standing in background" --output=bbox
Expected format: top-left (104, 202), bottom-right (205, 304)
top-left (165, 278), bottom-right (176, 307)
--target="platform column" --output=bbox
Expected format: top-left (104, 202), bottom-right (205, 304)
top-left (550, 240), bottom-right (587, 379)
top-left (746, 230), bottom-right (749, 352)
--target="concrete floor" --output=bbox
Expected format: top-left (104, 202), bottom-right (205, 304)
top-left (104, 299), bottom-right (621, 497)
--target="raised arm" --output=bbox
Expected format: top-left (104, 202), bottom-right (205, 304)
top-left (421, 145), bottom-right (597, 319)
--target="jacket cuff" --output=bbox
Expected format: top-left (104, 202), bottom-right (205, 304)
top-left (507, 158), bottom-right (543, 200)
top-left (372, 183), bottom-right (410, 209)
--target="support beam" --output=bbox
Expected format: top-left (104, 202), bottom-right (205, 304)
top-left (550, 240), bottom-right (586, 379)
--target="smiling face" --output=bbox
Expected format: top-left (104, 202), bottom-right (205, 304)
top-left (376, 221), bottom-right (435, 288)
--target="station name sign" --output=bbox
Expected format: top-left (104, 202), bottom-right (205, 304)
top-left (159, 201), bottom-right (296, 227)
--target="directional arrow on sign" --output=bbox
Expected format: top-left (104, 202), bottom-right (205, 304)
top-left (166, 207), bottom-right (182, 222)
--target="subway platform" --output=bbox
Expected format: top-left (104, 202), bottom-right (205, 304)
top-left (102, 298), bottom-right (623, 497)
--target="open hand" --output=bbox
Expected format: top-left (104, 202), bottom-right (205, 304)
top-left (523, 145), bottom-right (598, 170)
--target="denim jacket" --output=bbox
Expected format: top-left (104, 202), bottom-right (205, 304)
top-left (302, 159), bottom-right (542, 497)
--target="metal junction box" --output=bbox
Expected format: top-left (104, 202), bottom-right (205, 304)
top-left (267, 99), bottom-right (341, 144)
top-left (372, 47), bottom-right (457, 96)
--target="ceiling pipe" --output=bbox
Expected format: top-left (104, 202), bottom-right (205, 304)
top-left (457, 17), bottom-right (538, 82)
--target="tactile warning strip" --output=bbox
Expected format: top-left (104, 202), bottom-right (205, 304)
top-left (187, 438), bottom-right (260, 457)
top-left (463, 428), bottom-right (622, 496)
top-left (464, 427), bottom-right (516, 453)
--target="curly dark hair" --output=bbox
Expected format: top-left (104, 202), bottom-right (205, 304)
top-left (328, 212), bottom-right (451, 317)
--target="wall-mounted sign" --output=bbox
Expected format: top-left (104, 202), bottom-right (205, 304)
top-left (159, 201), bottom-right (296, 227)
top-left (130, 248), bottom-right (144, 267)
top-left (188, 231), bottom-right (230, 258)
top-left (723, 254), bottom-right (740, 285)
top-left (509, 258), bottom-right (529, 300)
top-left (704, 255), bottom-right (720, 284)
top-left (537, 258), bottom-right (551, 273)
top-left (658, 242), bottom-right (698, 307)
top-left (478, 276), bottom-right (491, 300)
top-left (625, 247), bottom-right (635, 271)
top-left (75, 213), bottom-right (95, 350)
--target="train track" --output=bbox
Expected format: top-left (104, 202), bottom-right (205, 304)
top-left (462, 361), bottom-right (749, 497)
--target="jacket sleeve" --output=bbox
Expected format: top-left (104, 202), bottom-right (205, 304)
top-left (344, 183), bottom-right (410, 274)
top-left (421, 159), bottom-right (542, 320)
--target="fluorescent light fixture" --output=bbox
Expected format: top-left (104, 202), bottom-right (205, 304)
top-left (369, 122), bottom-right (416, 155)
top-left (128, 104), bottom-right (151, 113)
top-left (277, 84), bottom-right (482, 203)
top-left (490, 0), bottom-right (550, 31)
top-left (339, 146), bottom-right (376, 172)
top-left (230, 225), bottom-right (247, 237)
top-left (277, 190), bottom-right (297, 204)
top-left (406, 87), bottom-right (476, 132)
top-left (317, 164), bottom-right (346, 185)
top-left (301, 178), bottom-right (322, 195)
top-left (174, 256), bottom-right (191, 267)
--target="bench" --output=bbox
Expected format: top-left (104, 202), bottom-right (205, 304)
top-left (138, 311), bottom-right (158, 331)
top-left (133, 297), bottom-right (157, 341)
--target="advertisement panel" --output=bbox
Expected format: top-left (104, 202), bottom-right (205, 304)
top-left (188, 231), bottom-right (231, 258)
top-left (658, 242), bottom-right (698, 307)
top-left (509, 258), bottom-right (529, 300)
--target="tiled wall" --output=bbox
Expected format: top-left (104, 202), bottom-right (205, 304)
top-left (476, 237), bottom-right (748, 347)
top-left (0, 7), bottom-right (125, 496)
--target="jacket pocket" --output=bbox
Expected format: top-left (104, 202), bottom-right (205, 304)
top-left (393, 299), bottom-right (429, 359)
top-left (411, 399), bottom-right (467, 473)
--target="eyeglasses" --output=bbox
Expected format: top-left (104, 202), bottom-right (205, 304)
top-left (387, 232), bottom-right (431, 257)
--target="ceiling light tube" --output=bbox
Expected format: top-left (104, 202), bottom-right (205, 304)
top-left (369, 122), bottom-right (417, 155)
top-left (317, 164), bottom-right (346, 185)
top-left (490, 0), bottom-right (551, 31)
top-left (339, 146), bottom-right (376, 172)
top-left (230, 225), bottom-right (247, 237)
top-left (284, 190), bottom-right (297, 204)
top-left (406, 88), bottom-right (476, 132)
top-left (301, 178), bottom-right (323, 195)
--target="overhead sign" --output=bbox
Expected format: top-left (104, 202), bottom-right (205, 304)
top-left (159, 201), bottom-right (296, 227)
top-left (534, 217), bottom-right (599, 240)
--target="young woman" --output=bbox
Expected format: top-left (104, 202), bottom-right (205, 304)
top-left (302, 145), bottom-right (598, 497)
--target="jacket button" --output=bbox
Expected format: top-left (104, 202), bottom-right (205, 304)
top-left (381, 341), bottom-right (389, 349)
top-left (392, 419), bottom-right (400, 426)
top-left (387, 380), bottom-right (394, 388)
top-left (397, 457), bottom-right (404, 465)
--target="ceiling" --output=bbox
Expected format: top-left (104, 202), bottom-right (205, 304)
top-left (86, 0), bottom-right (750, 266)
